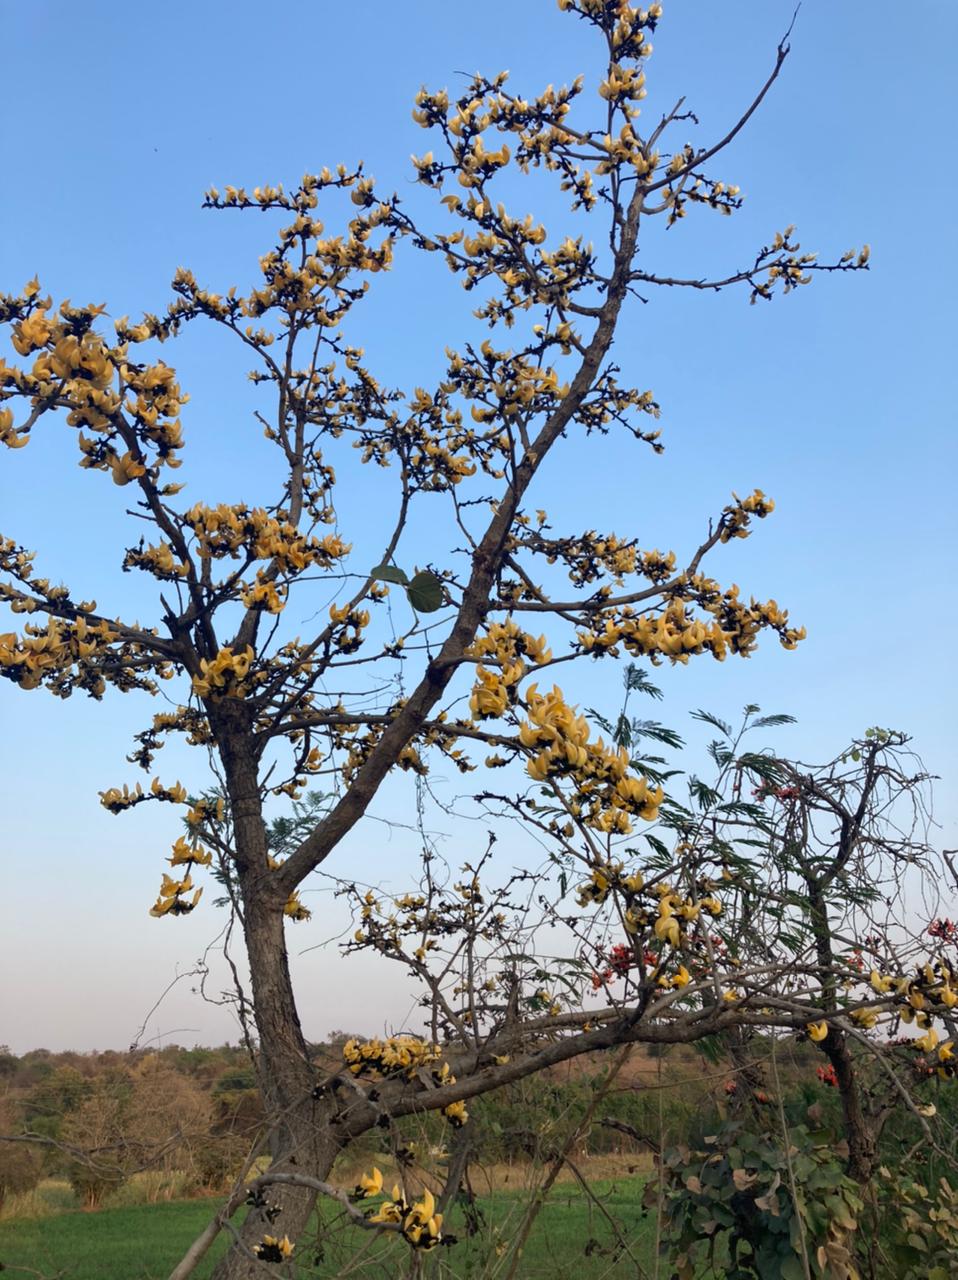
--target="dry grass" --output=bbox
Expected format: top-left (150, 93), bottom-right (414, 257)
top-left (0, 1169), bottom-right (217, 1221)
top-left (0, 1152), bottom-right (653, 1223)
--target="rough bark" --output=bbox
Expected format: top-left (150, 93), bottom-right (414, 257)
top-left (806, 875), bottom-right (876, 1184)
top-left (209, 729), bottom-right (343, 1279)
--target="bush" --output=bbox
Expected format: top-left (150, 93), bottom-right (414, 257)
top-left (0, 1141), bottom-right (42, 1212)
top-left (656, 1121), bottom-right (863, 1280)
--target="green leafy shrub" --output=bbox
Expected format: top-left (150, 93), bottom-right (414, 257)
top-left (655, 1121), bottom-right (863, 1279)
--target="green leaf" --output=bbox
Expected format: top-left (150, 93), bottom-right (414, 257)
top-left (406, 571), bottom-right (444, 612)
top-left (625, 663), bottom-right (663, 699)
top-left (370, 563), bottom-right (409, 585)
top-left (643, 833), bottom-right (672, 859)
top-left (691, 709), bottom-right (732, 737)
top-left (778, 1257), bottom-right (805, 1280)
top-left (633, 720), bottom-right (685, 749)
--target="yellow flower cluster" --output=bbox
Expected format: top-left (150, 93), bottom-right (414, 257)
top-left (99, 776), bottom-right (186, 813)
top-left (253, 1234), bottom-right (295, 1263)
top-left (410, 0), bottom-right (663, 271)
top-left (149, 872), bottom-right (202, 918)
top-left (432, 345), bottom-right (573, 474)
top-left (579, 582), bottom-right (805, 665)
top-left (577, 866), bottom-right (720, 947)
top-left (168, 836), bottom-right (212, 868)
top-left (0, 290), bottom-right (186, 478)
top-left (343, 1036), bottom-right (443, 1081)
top-left (579, 598), bottom-right (734, 664)
top-left (0, 614), bottom-right (113, 693)
top-left (520, 683), bottom-right (663, 833)
top-left (94, 784), bottom-right (215, 920)
top-left (283, 890), bottom-right (311, 922)
top-left (598, 64), bottom-right (648, 104)
top-left (467, 620), bottom-right (552, 719)
top-left (181, 503), bottom-right (347, 571)
top-left (124, 541), bottom-right (189, 580)
top-left (443, 1099), bottom-right (469, 1127)
top-left (0, 540), bottom-right (176, 700)
top-left (342, 1038), bottom-right (468, 1128)
top-left (528, 529), bottom-right (648, 589)
top-left (576, 862), bottom-right (644, 906)
top-left (240, 578), bottom-right (287, 614)
top-left (652, 884), bottom-right (721, 947)
top-left (98, 782), bottom-right (143, 813)
top-left (191, 646), bottom-right (255, 699)
top-left (905, 1027), bottom-right (957, 1079)
top-left (189, 169), bottom-right (396, 331)
top-left (719, 489), bottom-right (775, 542)
top-left (869, 962), bottom-right (958, 1029)
top-left (803, 961), bottom-right (958, 1063)
top-left (186, 795), bottom-right (225, 827)
top-left (358, 1177), bottom-right (444, 1250)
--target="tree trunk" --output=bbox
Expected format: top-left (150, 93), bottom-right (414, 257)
top-left (209, 731), bottom-right (347, 1278)
top-left (209, 891), bottom-right (347, 1277)
top-left (804, 876), bottom-right (876, 1184)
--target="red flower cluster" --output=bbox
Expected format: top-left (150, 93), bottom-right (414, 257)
top-left (929, 918), bottom-right (958, 942)
top-left (816, 1064), bottom-right (838, 1088)
top-left (590, 942), bottom-right (645, 989)
top-left (753, 784), bottom-right (801, 802)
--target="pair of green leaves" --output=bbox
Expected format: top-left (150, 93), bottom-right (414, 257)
top-left (371, 563), bottom-right (444, 613)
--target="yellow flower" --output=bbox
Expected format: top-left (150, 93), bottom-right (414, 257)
top-left (869, 969), bottom-right (892, 995)
top-left (402, 1187), bottom-right (443, 1249)
top-left (807, 1021), bottom-right (828, 1042)
top-left (110, 450), bottom-right (146, 486)
top-left (168, 836), bottom-right (212, 867)
top-left (11, 309), bottom-right (53, 355)
top-left (283, 891), bottom-right (311, 922)
top-left (253, 1235), bottom-right (295, 1262)
top-left (654, 915), bottom-right (680, 948)
top-left (914, 1027), bottom-right (939, 1054)
top-left (443, 1099), bottom-right (468, 1127)
top-left (368, 1199), bottom-right (403, 1225)
top-left (355, 1167), bottom-right (383, 1199)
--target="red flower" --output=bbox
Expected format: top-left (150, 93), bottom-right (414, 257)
top-left (929, 918), bottom-right (958, 941)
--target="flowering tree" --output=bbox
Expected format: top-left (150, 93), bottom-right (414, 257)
top-left (0, 2), bottom-right (891, 1275)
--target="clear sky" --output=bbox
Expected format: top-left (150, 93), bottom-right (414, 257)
top-left (1, 1), bottom-right (955, 1054)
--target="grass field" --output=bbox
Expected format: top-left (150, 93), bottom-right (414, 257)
top-left (0, 1174), bottom-right (659, 1279)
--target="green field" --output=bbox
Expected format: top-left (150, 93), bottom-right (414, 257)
top-left (0, 1177), bottom-right (660, 1279)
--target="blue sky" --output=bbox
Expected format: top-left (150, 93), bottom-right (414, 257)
top-left (1, 1), bottom-right (955, 1053)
